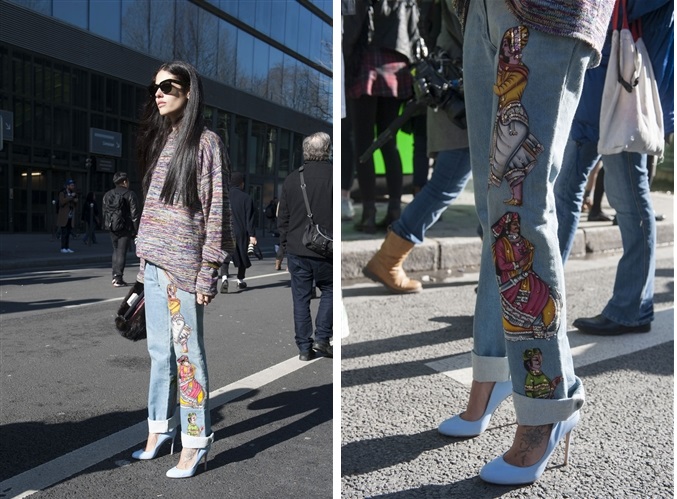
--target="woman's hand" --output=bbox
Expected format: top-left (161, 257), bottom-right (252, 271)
top-left (197, 293), bottom-right (213, 306)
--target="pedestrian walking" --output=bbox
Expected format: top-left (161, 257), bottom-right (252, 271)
top-left (57, 179), bottom-right (78, 253)
top-left (132, 60), bottom-right (234, 479)
top-left (343, 0), bottom-right (421, 232)
top-left (81, 192), bottom-right (100, 244)
top-left (435, 0), bottom-right (614, 485)
top-left (555, 0), bottom-right (673, 335)
top-left (220, 171), bottom-right (255, 292)
top-left (102, 172), bottom-right (140, 286)
top-left (362, 1), bottom-right (472, 293)
top-left (277, 132), bottom-right (333, 361)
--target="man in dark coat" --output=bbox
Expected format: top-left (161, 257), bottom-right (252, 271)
top-left (278, 132), bottom-right (333, 361)
top-left (221, 171), bottom-right (256, 292)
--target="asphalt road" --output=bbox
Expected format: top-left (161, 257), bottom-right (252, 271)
top-left (341, 246), bottom-right (674, 498)
top-left (0, 259), bottom-right (333, 498)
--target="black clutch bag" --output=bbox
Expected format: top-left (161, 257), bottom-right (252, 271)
top-left (115, 281), bottom-right (146, 341)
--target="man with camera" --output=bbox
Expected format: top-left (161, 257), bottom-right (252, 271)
top-left (57, 179), bottom-right (79, 254)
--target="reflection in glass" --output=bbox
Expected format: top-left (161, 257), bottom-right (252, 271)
top-left (267, 48), bottom-right (284, 105)
top-left (217, 20), bottom-right (237, 87)
top-left (121, 0), bottom-right (175, 63)
top-left (284, 2), bottom-right (300, 53)
top-left (252, 39), bottom-right (270, 99)
top-left (91, 0), bottom-right (122, 42)
top-left (53, 0), bottom-right (88, 29)
top-left (236, 30), bottom-right (255, 93)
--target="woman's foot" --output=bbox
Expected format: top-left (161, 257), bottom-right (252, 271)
top-left (175, 448), bottom-right (199, 470)
top-left (503, 424), bottom-right (553, 467)
top-left (438, 380), bottom-right (512, 437)
top-left (460, 380), bottom-right (497, 421)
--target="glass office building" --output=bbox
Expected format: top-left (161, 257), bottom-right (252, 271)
top-left (0, 0), bottom-right (332, 232)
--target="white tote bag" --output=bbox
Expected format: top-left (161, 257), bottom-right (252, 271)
top-left (598, 0), bottom-right (664, 157)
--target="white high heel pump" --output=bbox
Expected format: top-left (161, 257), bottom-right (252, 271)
top-left (131, 428), bottom-right (177, 460)
top-left (438, 380), bottom-right (512, 437)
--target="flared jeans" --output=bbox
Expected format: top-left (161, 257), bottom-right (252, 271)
top-left (143, 262), bottom-right (213, 449)
top-left (464, 0), bottom-right (588, 425)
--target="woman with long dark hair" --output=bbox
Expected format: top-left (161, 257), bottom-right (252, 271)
top-left (132, 60), bottom-right (234, 479)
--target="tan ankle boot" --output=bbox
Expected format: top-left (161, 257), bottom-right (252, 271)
top-left (363, 231), bottom-right (422, 293)
top-left (275, 258), bottom-right (282, 270)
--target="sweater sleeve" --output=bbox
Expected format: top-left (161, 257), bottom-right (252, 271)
top-left (196, 133), bottom-right (229, 295)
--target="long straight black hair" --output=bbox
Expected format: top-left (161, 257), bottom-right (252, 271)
top-left (137, 60), bottom-right (205, 207)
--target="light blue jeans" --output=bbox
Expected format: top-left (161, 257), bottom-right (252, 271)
top-left (144, 262), bottom-right (213, 449)
top-left (555, 143), bottom-right (656, 325)
top-left (391, 148), bottom-right (472, 245)
top-left (555, 139), bottom-right (600, 262)
top-left (464, 0), bottom-right (586, 425)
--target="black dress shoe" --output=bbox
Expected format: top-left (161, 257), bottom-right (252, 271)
top-left (312, 341), bottom-right (333, 357)
top-left (588, 211), bottom-right (612, 222)
top-left (572, 314), bottom-right (651, 335)
top-left (299, 349), bottom-right (316, 361)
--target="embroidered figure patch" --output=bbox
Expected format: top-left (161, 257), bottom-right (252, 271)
top-left (491, 212), bottom-right (560, 339)
top-left (489, 25), bottom-right (544, 206)
top-left (167, 283), bottom-right (192, 353)
top-left (523, 348), bottom-right (563, 398)
top-left (186, 412), bottom-right (204, 437)
top-left (177, 354), bottom-right (206, 408)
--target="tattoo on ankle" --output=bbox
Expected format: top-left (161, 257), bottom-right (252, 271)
top-left (516, 425), bottom-right (550, 466)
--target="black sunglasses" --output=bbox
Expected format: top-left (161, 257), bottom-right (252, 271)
top-left (148, 79), bottom-right (184, 96)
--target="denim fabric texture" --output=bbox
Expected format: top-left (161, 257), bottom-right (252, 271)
top-left (391, 148), bottom-right (472, 245)
top-left (144, 262), bottom-right (213, 449)
top-left (464, 0), bottom-right (587, 425)
top-left (287, 254), bottom-right (333, 351)
top-left (556, 143), bottom-right (656, 326)
top-left (555, 139), bottom-right (601, 261)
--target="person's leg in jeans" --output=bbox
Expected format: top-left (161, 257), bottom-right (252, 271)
top-left (462, 0), bottom-right (587, 471)
top-left (287, 254), bottom-right (314, 354)
top-left (555, 139), bottom-right (600, 262)
top-left (363, 148), bottom-right (472, 293)
top-left (392, 148), bottom-right (472, 245)
top-left (143, 263), bottom-right (213, 467)
top-left (312, 259), bottom-right (333, 350)
top-left (600, 152), bottom-right (655, 326)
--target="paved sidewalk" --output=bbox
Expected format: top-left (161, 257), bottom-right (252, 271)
top-left (0, 230), bottom-right (282, 273)
top-left (341, 178), bottom-right (674, 279)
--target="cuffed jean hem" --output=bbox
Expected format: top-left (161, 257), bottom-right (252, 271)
top-left (147, 413), bottom-right (180, 434)
top-left (181, 432), bottom-right (214, 449)
top-left (472, 351), bottom-right (510, 382)
top-left (513, 378), bottom-right (585, 426)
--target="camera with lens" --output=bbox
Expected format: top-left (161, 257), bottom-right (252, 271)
top-left (410, 47), bottom-right (466, 129)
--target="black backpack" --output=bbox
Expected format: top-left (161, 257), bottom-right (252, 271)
top-left (103, 190), bottom-right (128, 234)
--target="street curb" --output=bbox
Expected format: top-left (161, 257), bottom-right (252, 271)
top-left (341, 222), bottom-right (674, 280)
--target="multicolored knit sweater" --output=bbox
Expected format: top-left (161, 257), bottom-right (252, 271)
top-left (136, 128), bottom-right (235, 295)
top-left (452, 0), bottom-right (615, 67)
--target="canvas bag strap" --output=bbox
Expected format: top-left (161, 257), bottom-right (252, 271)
top-left (299, 165), bottom-right (314, 223)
